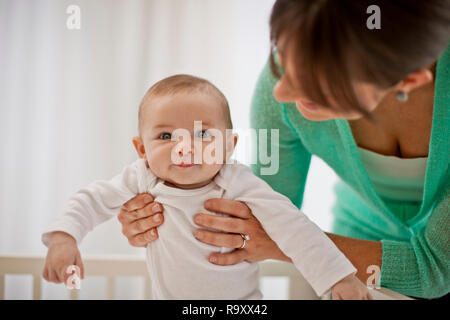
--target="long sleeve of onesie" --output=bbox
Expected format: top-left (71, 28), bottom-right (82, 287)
top-left (41, 159), bottom-right (151, 246)
top-left (217, 162), bottom-right (357, 297)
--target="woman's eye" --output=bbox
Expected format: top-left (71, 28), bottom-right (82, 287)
top-left (196, 130), bottom-right (210, 139)
top-left (159, 132), bottom-right (172, 140)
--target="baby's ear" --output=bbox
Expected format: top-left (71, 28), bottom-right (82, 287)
top-left (132, 136), bottom-right (147, 159)
top-left (232, 133), bottom-right (238, 148)
top-left (225, 132), bottom-right (238, 160)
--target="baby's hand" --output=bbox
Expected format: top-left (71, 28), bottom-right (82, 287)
top-left (331, 274), bottom-right (373, 300)
top-left (42, 232), bottom-right (84, 284)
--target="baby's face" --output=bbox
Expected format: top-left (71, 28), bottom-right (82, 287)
top-left (138, 91), bottom-right (234, 189)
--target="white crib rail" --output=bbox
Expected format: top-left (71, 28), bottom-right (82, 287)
top-left (0, 255), bottom-right (413, 300)
top-left (0, 255), bottom-right (45, 300)
top-left (0, 254), bottom-right (318, 300)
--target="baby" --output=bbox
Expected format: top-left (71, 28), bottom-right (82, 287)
top-left (42, 74), bottom-right (371, 299)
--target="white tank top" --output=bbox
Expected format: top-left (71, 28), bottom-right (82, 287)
top-left (357, 147), bottom-right (428, 202)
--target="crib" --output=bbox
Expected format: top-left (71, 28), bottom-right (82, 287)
top-left (0, 254), bottom-right (412, 300)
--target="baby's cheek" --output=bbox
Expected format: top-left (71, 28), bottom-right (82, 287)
top-left (146, 148), bottom-right (169, 174)
top-left (202, 140), bottom-right (227, 164)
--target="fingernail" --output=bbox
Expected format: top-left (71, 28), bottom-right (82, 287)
top-left (194, 215), bottom-right (202, 224)
top-left (152, 203), bottom-right (161, 213)
top-left (153, 214), bottom-right (161, 223)
top-left (150, 229), bottom-right (156, 237)
top-left (144, 195), bottom-right (153, 204)
top-left (210, 256), bottom-right (217, 263)
top-left (195, 231), bottom-right (203, 240)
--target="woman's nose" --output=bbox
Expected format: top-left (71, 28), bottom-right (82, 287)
top-left (273, 79), bottom-right (297, 103)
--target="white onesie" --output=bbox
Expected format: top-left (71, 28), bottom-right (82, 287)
top-left (42, 159), bottom-right (356, 299)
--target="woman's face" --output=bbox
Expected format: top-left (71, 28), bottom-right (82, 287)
top-left (272, 43), bottom-right (393, 121)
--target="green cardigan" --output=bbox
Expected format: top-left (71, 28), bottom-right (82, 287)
top-left (250, 43), bottom-right (449, 299)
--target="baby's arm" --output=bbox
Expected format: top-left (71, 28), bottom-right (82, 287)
top-left (43, 167), bottom-right (137, 245)
top-left (225, 163), bottom-right (362, 297)
top-left (42, 159), bottom-right (149, 283)
top-left (42, 159), bottom-right (149, 246)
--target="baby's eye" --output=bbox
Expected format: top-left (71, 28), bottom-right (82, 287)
top-left (159, 132), bottom-right (172, 140)
top-left (195, 130), bottom-right (211, 139)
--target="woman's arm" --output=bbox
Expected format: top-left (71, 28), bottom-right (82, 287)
top-left (325, 233), bottom-right (382, 284)
top-left (380, 187), bottom-right (450, 299)
top-left (196, 188), bottom-right (449, 299)
top-left (194, 197), bottom-right (380, 285)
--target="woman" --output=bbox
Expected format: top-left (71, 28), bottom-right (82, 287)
top-left (118, 0), bottom-right (449, 298)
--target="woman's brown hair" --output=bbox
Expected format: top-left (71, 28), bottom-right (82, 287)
top-left (269, 0), bottom-right (450, 115)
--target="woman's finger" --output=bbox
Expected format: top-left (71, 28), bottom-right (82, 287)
top-left (126, 214), bottom-right (164, 237)
top-left (134, 202), bottom-right (162, 220)
top-left (204, 198), bottom-right (251, 219)
top-left (194, 229), bottom-right (245, 249)
top-left (194, 214), bottom-right (247, 233)
top-left (208, 249), bottom-right (248, 266)
top-left (129, 228), bottom-right (158, 247)
top-left (122, 193), bottom-right (154, 212)
top-left (118, 202), bottom-right (162, 224)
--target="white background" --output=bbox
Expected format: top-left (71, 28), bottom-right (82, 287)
top-left (0, 0), bottom-right (338, 299)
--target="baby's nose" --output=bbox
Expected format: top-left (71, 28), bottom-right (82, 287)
top-left (178, 147), bottom-right (192, 156)
top-left (176, 140), bottom-right (193, 156)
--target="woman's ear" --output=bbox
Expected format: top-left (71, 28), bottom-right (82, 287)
top-left (396, 68), bottom-right (434, 94)
top-left (132, 136), bottom-right (147, 159)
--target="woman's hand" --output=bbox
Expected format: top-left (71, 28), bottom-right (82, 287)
top-left (117, 193), bottom-right (164, 247)
top-left (193, 198), bottom-right (291, 265)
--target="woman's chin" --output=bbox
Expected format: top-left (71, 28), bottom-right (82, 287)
top-left (296, 102), bottom-right (352, 121)
top-left (296, 106), bottom-right (335, 121)
top-left (295, 101), bottom-right (370, 121)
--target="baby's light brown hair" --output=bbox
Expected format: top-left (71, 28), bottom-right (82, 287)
top-left (138, 74), bottom-right (233, 135)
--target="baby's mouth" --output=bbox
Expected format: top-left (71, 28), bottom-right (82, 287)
top-left (175, 162), bottom-right (196, 168)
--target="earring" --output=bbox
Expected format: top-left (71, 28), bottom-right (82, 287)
top-left (396, 91), bottom-right (408, 102)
